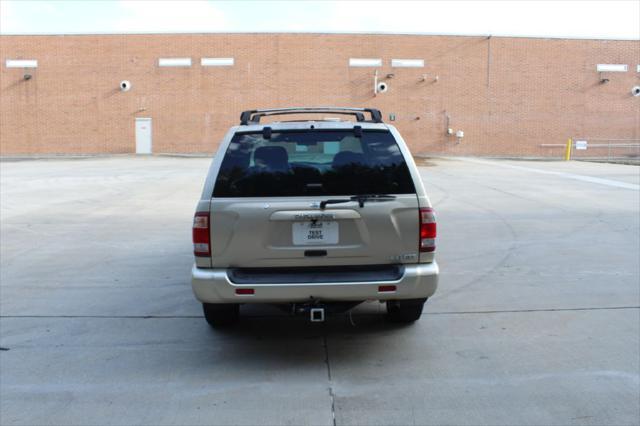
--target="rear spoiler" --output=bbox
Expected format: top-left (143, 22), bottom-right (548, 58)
top-left (239, 107), bottom-right (383, 125)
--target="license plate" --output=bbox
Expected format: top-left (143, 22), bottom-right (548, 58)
top-left (292, 221), bottom-right (339, 245)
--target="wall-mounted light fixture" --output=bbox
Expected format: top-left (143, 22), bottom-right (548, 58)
top-left (596, 64), bottom-right (628, 73)
top-left (349, 58), bottom-right (382, 67)
top-left (6, 59), bottom-right (38, 68)
top-left (201, 57), bottom-right (234, 67)
top-left (158, 57), bottom-right (192, 67)
top-left (391, 59), bottom-right (424, 68)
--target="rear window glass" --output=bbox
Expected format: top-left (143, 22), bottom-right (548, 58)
top-left (213, 130), bottom-right (415, 197)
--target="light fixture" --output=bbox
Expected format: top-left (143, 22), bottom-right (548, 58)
top-left (596, 64), bottom-right (628, 73)
top-left (349, 58), bottom-right (382, 67)
top-left (158, 57), bottom-right (192, 67)
top-left (6, 59), bottom-right (37, 68)
top-left (391, 59), bottom-right (424, 68)
top-left (201, 57), bottom-right (234, 67)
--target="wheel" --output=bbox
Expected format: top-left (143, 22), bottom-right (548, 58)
top-left (202, 303), bottom-right (239, 327)
top-left (386, 298), bottom-right (427, 323)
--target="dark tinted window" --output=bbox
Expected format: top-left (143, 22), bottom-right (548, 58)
top-left (213, 130), bottom-right (415, 197)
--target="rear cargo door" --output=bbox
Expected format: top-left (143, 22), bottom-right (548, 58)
top-left (209, 129), bottom-right (419, 268)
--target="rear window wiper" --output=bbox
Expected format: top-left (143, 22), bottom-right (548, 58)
top-left (351, 194), bottom-right (396, 207)
top-left (320, 194), bottom-right (396, 209)
top-left (319, 199), bottom-right (352, 209)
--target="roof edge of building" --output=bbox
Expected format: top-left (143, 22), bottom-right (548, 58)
top-left (0, 30), bottom-right (638, 42)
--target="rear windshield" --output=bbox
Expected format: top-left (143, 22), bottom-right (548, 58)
top-left (213, 130), bottom-right (415, 197)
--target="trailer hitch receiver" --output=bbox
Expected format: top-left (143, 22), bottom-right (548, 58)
top-left (310, 308), bottom-right (325, 322)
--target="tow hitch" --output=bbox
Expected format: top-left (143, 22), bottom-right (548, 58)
top-left (310, 308), bottom-right (325, 322)
top-left (284, 301), bottom-right (362, 322)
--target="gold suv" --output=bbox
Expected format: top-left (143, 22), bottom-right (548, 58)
top-left (191, 108), bottom-right (438, 327)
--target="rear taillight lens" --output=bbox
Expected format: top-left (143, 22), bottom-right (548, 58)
top-left (192, 211), bottom-right (210, 257)
top-left (419, 207), bottom-right (436, 252)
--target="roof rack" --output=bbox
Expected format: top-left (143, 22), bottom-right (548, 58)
top-left (239, 107), bottom-right (383, 125)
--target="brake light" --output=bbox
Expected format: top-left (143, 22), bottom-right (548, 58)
top-left (419, 207), bottom-right (436, 252)
top-left (192, 211), bottom-right (210, 257)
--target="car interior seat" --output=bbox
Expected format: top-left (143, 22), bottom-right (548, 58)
top-left (332, 151), bottom-right (365, 168)
top-left (253, 146), bottom-right (290, 173)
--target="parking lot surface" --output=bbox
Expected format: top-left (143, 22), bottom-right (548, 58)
top-left (1, 156), bottom-right (639, 425)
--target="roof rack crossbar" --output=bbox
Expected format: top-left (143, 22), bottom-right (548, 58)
top-left (239, 107), bottom-right (383, 125)
top-left (250, 110), bottom-right (366, 123)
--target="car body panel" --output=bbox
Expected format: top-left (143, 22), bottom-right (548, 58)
top-left (192, 261), bottom-right (438, 303)
top-left (191, 115), bottom-right (438, 303)
top-left (209, 195), bottom-right (420, 268)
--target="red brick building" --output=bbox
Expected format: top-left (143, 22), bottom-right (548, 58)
top-left (1, 33), bottom-right (638, 156)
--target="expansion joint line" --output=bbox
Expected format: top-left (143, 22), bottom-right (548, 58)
top-left (323, 334), bottom-right (337, 426)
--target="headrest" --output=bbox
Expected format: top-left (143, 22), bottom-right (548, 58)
top-left (332, 151), bottom-right (365, 168)
top-left (254, 146), bottom-right (289, 172)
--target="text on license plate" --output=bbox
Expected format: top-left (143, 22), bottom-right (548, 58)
top-left (292, 221), bottom-right (339, 245)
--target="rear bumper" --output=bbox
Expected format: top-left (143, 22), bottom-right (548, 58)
top-left (191, 262), bottom-right (438, 303)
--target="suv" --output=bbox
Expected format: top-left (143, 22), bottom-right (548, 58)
top-left (191, 107), bottom-right (438, 327)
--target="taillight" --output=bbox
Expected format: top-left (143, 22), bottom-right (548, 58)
top-left (419, 207), bottom-right (436, 252)
top-left (192, 211), bottom-right (210, 257)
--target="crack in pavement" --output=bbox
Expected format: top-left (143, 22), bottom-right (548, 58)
top-left (322, 334), bottom-right (337, 426)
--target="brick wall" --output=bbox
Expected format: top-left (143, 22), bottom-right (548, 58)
top-left (1, 33), bottom-right (638, 156)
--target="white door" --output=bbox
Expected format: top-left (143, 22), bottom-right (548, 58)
top-left (135, 118), bottom-right (152, 154)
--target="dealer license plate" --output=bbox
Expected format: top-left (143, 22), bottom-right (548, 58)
top-left (292, 221), bottom-right (339, 245)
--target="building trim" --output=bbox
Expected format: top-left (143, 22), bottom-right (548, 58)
top-left (1, 31), bottom-right (638, 42)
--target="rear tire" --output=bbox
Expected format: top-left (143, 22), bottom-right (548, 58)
top-left (386, 298), bottom-right (427, 323)
top-left (203, 303), bottom-right (239, 327)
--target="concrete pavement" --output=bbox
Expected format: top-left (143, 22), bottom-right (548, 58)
top-left (1, 156), bottom-right (638, 425)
